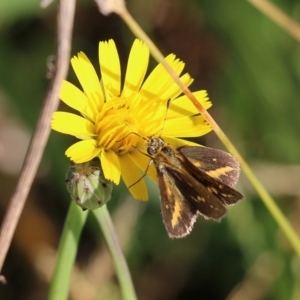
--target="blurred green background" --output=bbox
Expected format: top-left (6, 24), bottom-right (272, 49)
top-left (0, 0), bottom-right (300, 299)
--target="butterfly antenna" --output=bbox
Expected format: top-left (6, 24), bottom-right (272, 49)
top-left (158, 99), bottom-right (171, 137)
top-left (128, 147), bottom-right (153, 189)
top-left (128, 160), bottom-right (152, 189)
top-left (115, 131), bottom-right (146, 143)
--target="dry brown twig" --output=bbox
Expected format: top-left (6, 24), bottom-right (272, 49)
top-left (0, 0), bottom-right (76, 279)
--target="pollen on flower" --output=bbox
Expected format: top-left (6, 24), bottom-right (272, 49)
top-left (51, 39), bottom-right (212, 200)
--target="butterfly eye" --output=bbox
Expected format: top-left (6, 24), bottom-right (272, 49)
top-left (147, 146), bottom-right (156, 156)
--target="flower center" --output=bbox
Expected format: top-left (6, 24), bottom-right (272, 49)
top-left (93, 96), bottom-right (146, 153)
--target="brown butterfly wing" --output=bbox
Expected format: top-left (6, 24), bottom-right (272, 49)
top-left (155, 161), bottom-right (227, 238)
top-left (178, 146), bottom-right (240, 188)
top-left (176, 150), bottom-right (243, 206)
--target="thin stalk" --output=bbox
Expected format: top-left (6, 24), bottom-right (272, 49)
top-left (249, 0), bottom-right (300, 43)
top-left (93, 205), bottom-right (137, 300)
top-left (0, 0), bottom-right (75, 274)
top-left (48, 202), bottom-right (88, 300)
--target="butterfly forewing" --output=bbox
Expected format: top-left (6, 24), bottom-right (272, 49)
top-left (178, 146), bottom-right (240, 187)
top-left (156, 160), bottom-right (227, 238)
top-left (177, 152), bottom-right (243, 206)
top-left (156, 165), bottom-right (197, 238)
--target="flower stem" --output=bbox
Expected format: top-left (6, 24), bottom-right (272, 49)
top-left (93, 205), bottom-right (137, 300)
top-left (49, 201), bottom-right (88, 300)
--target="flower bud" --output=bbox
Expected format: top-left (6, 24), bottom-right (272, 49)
top-left (66, 159), bottom-right (113, 210)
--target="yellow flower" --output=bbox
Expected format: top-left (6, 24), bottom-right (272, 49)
top-left (51, 39), bottom-right (212, 200)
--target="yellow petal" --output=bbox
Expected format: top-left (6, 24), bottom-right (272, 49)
top-left (119, 155), bottom-right (148, 201)
top-left (59, 80), bottom-right (88, 113)
top-left (71, 52), bottom-right (104, 102)
top-left (163, 136), bottom-right (202, 148)
top-left (140, 54), bottom-right (186, 101)
top-left (99, 40), bottom-right (120, 101)
top-left (65, 140), bottom-right (100, 163)
top-left (129, 150), bottom-right (157, 182)
top-left (101, 150), bottom-right (121, 184)
top-left (163, 115), bottom-right (212, 137)
top-left (167, 90), bottom-right (211, 119)
top-left (160, 73), bottom-right (193, 103)
top-left (122, 40), bottom-right (149, 98)
top-left (51, 112), bottom-right (95, 136)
